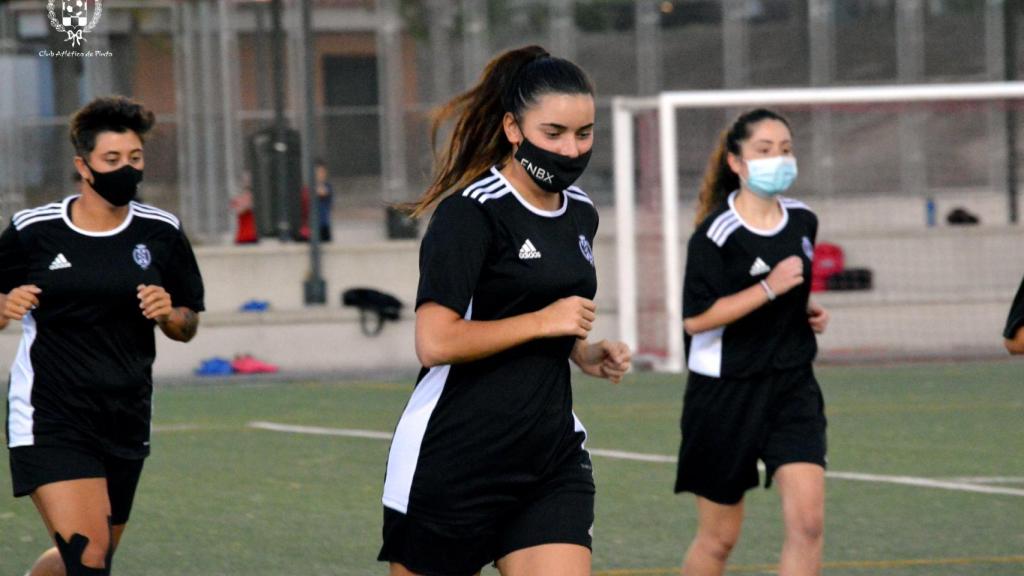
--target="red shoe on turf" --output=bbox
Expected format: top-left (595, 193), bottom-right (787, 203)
top-left (232, 354), bottom-right (279, 374)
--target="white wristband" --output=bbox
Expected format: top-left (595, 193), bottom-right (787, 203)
top-left (760, 280), bottom-right (776, 301)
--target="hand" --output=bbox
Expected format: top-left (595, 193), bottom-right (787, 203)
top-left (573, 339), bottom-right (632, 384)
top-left (536, 296), bottom-right (597, 339)
top-left (137, 284), bottom-right (173, 323)
top-left (765, 255), bottom-right (804, 297)
top-left (808, 300), bottom-right (830, 334)
top-left (3, 285), bottom-right (41, 321)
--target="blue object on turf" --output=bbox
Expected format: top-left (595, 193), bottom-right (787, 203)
top-left (195, 357), bottom-right (234, 376)
top-left (240, 299), bottom-right (270, 312)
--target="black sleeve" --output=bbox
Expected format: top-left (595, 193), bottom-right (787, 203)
top-left (1004, 274), bottom-right (1024, 339)
top-left (682, 231), bottom-right (727, 319)
top-left (679, 229), bottom-right (729, 317)
top-left (164, 229), bottom-right (205, 312)
top-left (415, 196), bottom-right (493, 317)
top-left (0, 220), bottom-right (28, 294)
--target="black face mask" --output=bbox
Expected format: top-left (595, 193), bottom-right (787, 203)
top-left (513, 135), bottom-right (591, 194)
top-left (83, 161), bottom-right (143, 207)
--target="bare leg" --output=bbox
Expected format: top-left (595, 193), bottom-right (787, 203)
top-left (496, 543), bottom-right (590, 576)
top-left (681, 497), bottom-right (744, 576)
top-left (29, 479), bottom-right (113, 572)
top-left (775, 463), bottom-right (825, 576)
top-left (29, 525), bottom-right (128, 576)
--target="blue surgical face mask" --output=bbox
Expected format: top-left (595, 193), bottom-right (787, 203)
top-left (742, 156), bottom-right (798, 198)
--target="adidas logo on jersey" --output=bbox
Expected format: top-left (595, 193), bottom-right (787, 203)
top-left (519, 239), bottom-right (542, 260)
top-left (749, 257), bottom-right (770, 276)
top-left (49, 253), bottom-right (72, 271)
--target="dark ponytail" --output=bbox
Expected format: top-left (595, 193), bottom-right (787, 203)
top-left (695, 108), bottom-right (791, 225)
top-left (405, 45), bottom-right (594, 218)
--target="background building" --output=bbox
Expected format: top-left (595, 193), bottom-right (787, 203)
top-left (1, 0), bottom-right (1020, 241)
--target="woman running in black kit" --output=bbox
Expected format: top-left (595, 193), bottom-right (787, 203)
top-left (676, 109), bottom-right (830, 576)
top-left (1, 96), bottom-right (204, 576)
top-left (378, 45), bottom-right (631, 576)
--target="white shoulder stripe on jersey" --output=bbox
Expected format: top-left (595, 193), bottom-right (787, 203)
top-left (707, 211), bottom-right (738, 238)
top-left (131, 203), bottom-right (181, 225)
top-left (131, 207), bottom-right (181, 226)
top-left (466, 179), bottom-right (505, 199)
top-left (780, 198), bottom-right (813, 212)
top-left (132, 202), bottom-right (179, 218)
top-left (711, 220), bottom-right (743, 247)
top-left (566, 185), bottom-right (589, 198)
top-left (14, 207), bottom-right (61, 223)
top-left (13, 205), bottom-right (62, 225)
top-left (15, 214), bottom-right (64, 231)
top-left (477, 188), bottom-right (513, 204)
top-left (133, 211), bottom-right (181, 230)
top-left (461, 175), bottom-right (501, 198)
top-left (707, 212), bottom-right (738, 242)
top-left (14, 210), bottom-right (61, 227)
top-left (565, 191), bottom-right (594, 206)
top-left (709, 216), bottom-right (739, 243)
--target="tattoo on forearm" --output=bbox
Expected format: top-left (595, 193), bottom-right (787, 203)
top-left (179, 308), bottom-right (198, 340)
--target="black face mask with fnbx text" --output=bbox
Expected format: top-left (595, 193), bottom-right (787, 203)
top-left (513, 135), bottom-right (591, 194)
top-left (83, 160), bottom-right (143, 207)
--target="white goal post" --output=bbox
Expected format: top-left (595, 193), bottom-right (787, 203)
top-left (613, 81), bottom-right (1024, 373)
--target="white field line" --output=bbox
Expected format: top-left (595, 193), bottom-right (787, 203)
top-left (946, 476), bottom-right (1024, 484)
top-left (587, 448), bottom-right (677, 463)
top-left (825, 472), bottom-right (1024, 497)
top-left (248, 421), bottom-right (1024, 497)
top-left (249, 420), bottom-right (394, 440)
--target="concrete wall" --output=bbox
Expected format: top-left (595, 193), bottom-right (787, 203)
top-left (0, 236), bottom-right (622, 379)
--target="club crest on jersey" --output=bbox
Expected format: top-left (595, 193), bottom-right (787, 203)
top-left (133, 243), bottom-right (152, 270)
top-left (802, 236), bottom-right (814, 260)
top-left (579, 235), bottom-right (594, 267)
top-left (519, 158), bottom-right (555, 184)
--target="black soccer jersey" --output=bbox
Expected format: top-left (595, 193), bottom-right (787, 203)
top-left (1005, 274), bottom-right (1024, 340)
top-left (382, 166), bottom-right (599, 526)
top-left (683, 192), bottom-right (817, 379)
top-left (1, 196), bottom-right (205, 459)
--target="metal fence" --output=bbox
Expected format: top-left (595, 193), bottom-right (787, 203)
top-left (0, 0), bottom-right (1020, 242)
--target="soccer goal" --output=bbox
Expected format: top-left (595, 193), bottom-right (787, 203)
top-left (613, 82), bottom-right (1024, 372)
